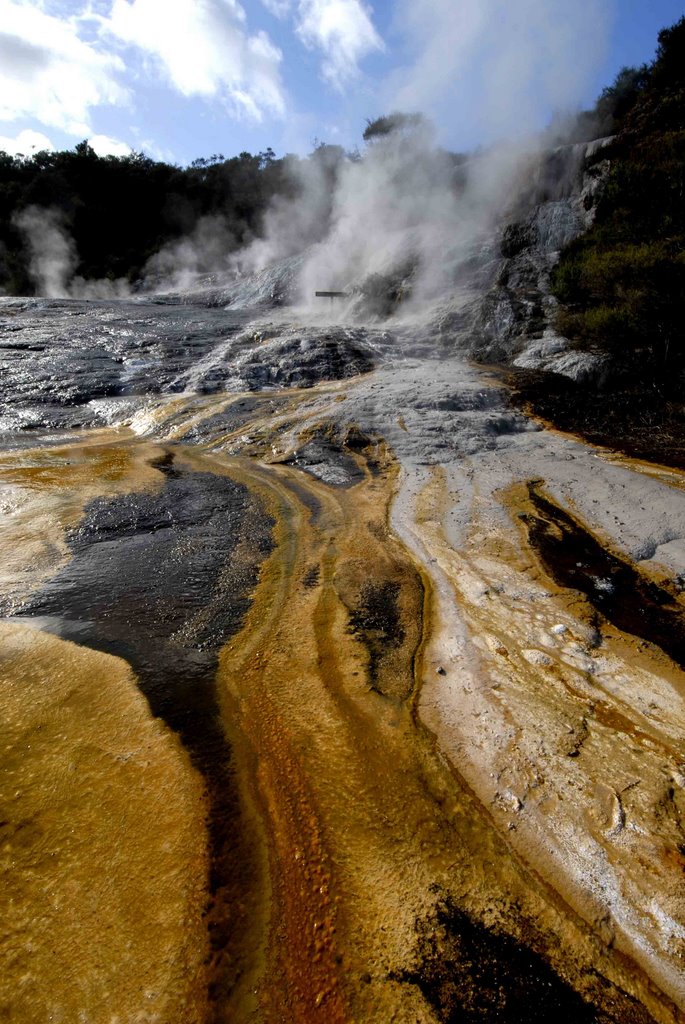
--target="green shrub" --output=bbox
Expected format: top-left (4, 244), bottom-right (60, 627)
top-left (551, 17), bottom-right (685, 389)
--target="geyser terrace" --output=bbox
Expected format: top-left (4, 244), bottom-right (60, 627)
top-left (1, 6), bottom-right (685, 1024)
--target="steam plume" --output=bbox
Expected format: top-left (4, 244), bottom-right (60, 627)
top-left (13, 205), bottom-right (131, 299)
top-left (144, 215), bottom-right (238, 293)
top-left (388, 0), bottom-right (613, 147)
top-left (12, 2), bottom-right (614, 307)
top-left (13, 206), bottom-right (76, 297)
top-left (231, 124), bottom-right (537, 313)
top-left (214, 1), bottom-right (614, 313)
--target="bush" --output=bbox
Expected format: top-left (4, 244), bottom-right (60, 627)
top-left (551, 17), bottom-right (685, 389)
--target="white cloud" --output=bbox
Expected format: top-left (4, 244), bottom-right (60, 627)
top-left (295, 0), bottom-right (384, 89)
top-left (0, 0), bottom-right (127, 134)
top-left (261, 0), bottom-right (292, 17)
top-left (88, 133), bottom-right (132, 156)
top-left (104, 0), bottom-right (286, 119)
top-left (0, 127), bottom-right (54, 155)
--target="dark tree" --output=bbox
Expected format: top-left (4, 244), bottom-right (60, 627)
top-left (362, 112), bottom-right (427, 142)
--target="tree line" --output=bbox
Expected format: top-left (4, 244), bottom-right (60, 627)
top-left (0, 142), bottom-right (347, 294)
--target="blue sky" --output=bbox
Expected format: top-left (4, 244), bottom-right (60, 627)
top-left (0, 0), bottom-right (683, 165)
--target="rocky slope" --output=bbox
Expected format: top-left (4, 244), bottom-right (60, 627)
top-left (463, 137), bottom-right (614, 378)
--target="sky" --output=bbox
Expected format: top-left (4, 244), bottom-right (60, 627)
top-left (0, 0), bottom-right (683, 165)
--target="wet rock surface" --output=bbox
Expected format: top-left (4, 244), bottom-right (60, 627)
top-left (0, 299), bottom-right (248, 425)
top-left (397, 894), bottom-right (652, 1024)
top-left (283, 423), bottom-right (367, 487)
top-left (8, 450), bottom-right (271, 669)
top-left (3, 449), bottom-right (274, 1010)
top-left (347, 580), bottom-right (406, 690)
top-left (522, 482), bottom-right (685, 670)
top-left (465, 140), bottom-right (612, 379)
top-left (0, 624), bottom-right (210, 1024)
top-left (0, 299), bottom-right (377, 436)
top-left (170, 321), bottom-right (376, 396)
top-left (504, 367), bottom-right (685, 470)
top-left (3, 299), bottom-right (685, 1021)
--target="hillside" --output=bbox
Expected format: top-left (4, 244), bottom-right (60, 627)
top-left (506, 18), bottom-right (685, 463)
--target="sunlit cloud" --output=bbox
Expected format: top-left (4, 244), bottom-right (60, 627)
top-left (295, 0), bottom-right (384, 89)
top-left (0, 127), bottom-right (54, 156)
top-left (88, 133), bottom-right (132, 156)
top-left (104, 0), bottom-right (286, 119)
top-left (0, 0), bottom-right (126, 134)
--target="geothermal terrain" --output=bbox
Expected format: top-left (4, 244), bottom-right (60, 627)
top-left (1, 141), bottom-right (685, 1024)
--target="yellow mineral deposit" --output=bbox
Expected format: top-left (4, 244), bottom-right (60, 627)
top-left (1, 387), bottom-right (684, 1024)
top-left (0, 622), bottom-right (208, 1024)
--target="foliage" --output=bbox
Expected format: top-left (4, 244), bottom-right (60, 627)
top-left (0, 143), bottom-right (293, 293)
top-left (551, 17), bottom-right (685, 389)
top-left (362, 112), bottom-right (427, 142)
top-left (594, 65), bottom-right (650, 131)
top-left (564, 65), bottom-right (649, 142)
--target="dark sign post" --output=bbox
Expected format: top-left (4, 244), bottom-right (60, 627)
top-left (315, 290), bottom-right (349, 309)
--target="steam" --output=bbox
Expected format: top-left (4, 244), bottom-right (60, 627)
top-left (388, 0), bottom-right (613, 147)
top-left (13, 206), bottom-right (76, 298)
top-left (232, 148), bottom-right (341, 273)
top-left (11, 131), bottom-right (580, 307)
top-left (230, 0), bottom-right (613, 313)
top-left (144, 215), bottom-right (238, 293)
top-left (12, 2), bottom-right (613, 306)
top-left (141, 146), bottom-right (343, 295)
top-left (298, 133), bottom-right (503, 306)
top-left (231, 124), bottom-right (539, 314)
top-left (13, 204), bottom-right (131, 299)
top-left (227, 0), bottom-right (612, 312)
